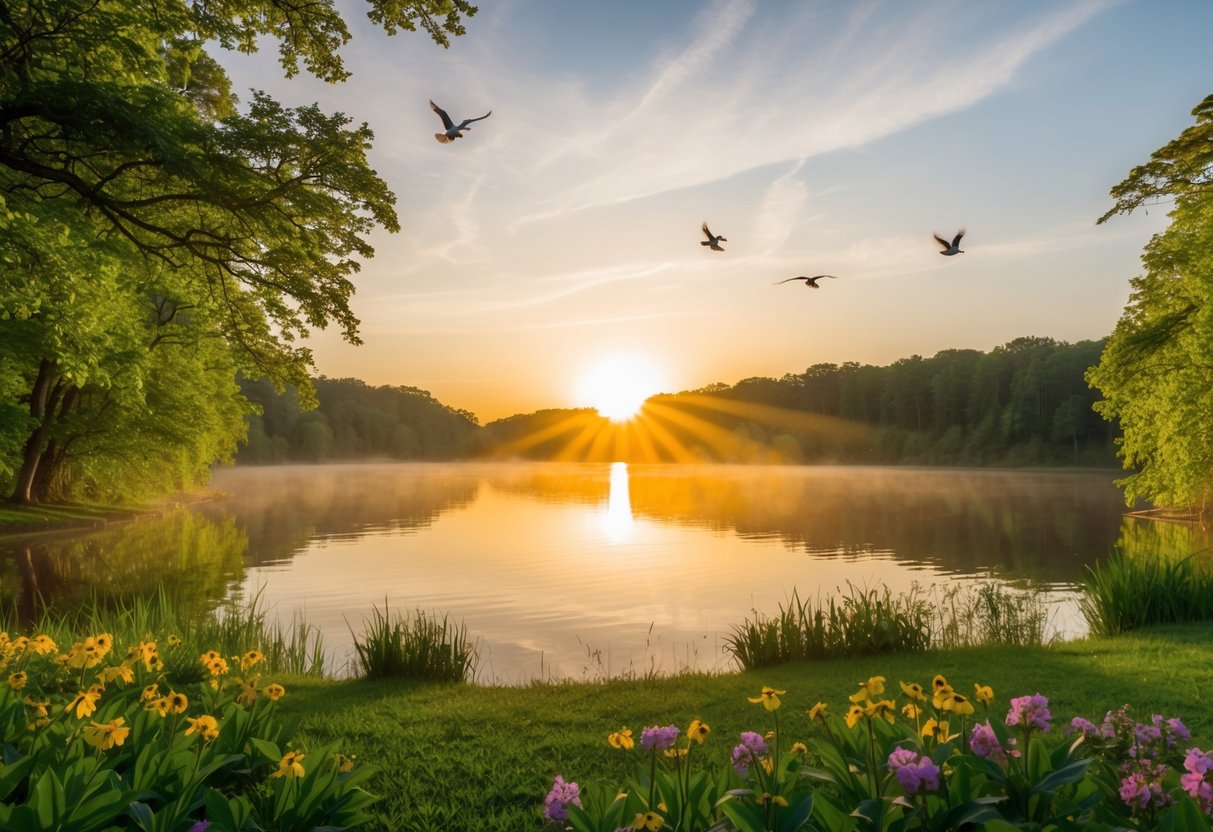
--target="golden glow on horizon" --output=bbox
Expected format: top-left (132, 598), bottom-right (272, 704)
top-left (576, 354), bottom-right (667, 423)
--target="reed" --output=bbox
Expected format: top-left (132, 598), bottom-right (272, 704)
top-left (1080, 551), bottom-right (1213, 636)
top-left (349, 600), bottom-right (478, 682)
top-left (726, 581), bottom-right (1054, 670)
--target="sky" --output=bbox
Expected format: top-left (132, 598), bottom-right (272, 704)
top-left (220, 0), bottom-right (1213, 423)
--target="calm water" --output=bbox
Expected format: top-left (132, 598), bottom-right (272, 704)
top-left (4, 463), bottom-right (1209, 681)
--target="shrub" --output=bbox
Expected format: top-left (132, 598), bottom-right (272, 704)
top-left (349, 601), bottom-right (477, 682)
top-left (1081, 552), bottom-right (1213, 635)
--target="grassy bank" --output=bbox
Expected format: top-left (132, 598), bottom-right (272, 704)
top-left (277, 621), bottom-right (1213, 832)
top-left (0, 501), bottom-right (160, 537)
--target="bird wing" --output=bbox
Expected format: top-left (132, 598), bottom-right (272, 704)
top-left (702, 222), bottom-right (713, 239)
top-left (434, 133), bottom-right (453, 144)
top-left (812, 274), bottom-right (838, 280)
top-left (951, 229), bottom-right (966, 247)
top-left (458, 111), bottom-right (492, 128)
top-left (429, 100), bottom-right (455, 130)
top-left (933, 233), bottom-right (950, 250)
top-left (774, 277), bottom-right (808, 284)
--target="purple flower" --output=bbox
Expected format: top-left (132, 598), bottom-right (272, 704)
top-left (639, 724), bottom-right (680, 751)
top-left (1119, 768), bottom-right (1171, 812)
top-left (1005, 693), bottom-right (1051, 733)
top-left (544, 775), bottom-right (582, 823)
top-left (731, 731), bottom-right (769, 776)
top-left (1069, 717), bottom-right (1099, 738)
top-left (1186, 747), bottom-right (1213, 776)
top-left (187, 824), bottom-right (211, 832)
top-left (970, 721), bottom-right (1007, 762)
top-left (886, 746), bottom-right (939, 795)
top-left (1167, 718), bottom-right (1191, 744)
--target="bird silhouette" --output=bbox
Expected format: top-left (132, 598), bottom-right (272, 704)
top-left (430, 100), bottom-right (492, 143)
top-left (701, 222), bottom-right (727, 251)
top-left (933, 229), bottom-right (966, 256)
top-left (776, 275), bottom-right (838, 289)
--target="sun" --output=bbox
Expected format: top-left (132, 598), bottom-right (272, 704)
top-left (576, 354), bottom-right (666, 422)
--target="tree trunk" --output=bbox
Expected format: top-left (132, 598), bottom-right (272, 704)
top-left (8, 359), bottom-right (59, 505)
top-left (31, 385), bottom-right (78, 501)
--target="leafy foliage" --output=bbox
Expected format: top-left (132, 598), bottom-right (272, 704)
top-left (1089, 93), bottom-right (1213, 511)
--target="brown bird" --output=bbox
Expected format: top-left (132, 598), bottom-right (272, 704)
top-left (701, 222), bottom-right (727, 251)
top-left (776, 275), bottom-right (838, 289)
top-left (933, 229), bottom-right (965, 255)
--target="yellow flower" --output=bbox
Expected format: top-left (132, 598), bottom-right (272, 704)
top-left (65, 685), bottom-right (104, 719)
top-left (167, 690), bottom-right (189, 714)
top-left (23, 695), bottom-right (49, 719)
top-left (236, 679), bottom-right (259, 707)
top-left (974, 683), bottom-right (994, 705)
top-left (921, 718), bottom-right (956, 743)
top-left (609, 727), bottom-right (635, 750)
top-left (200, 649), bottom-right (220, 665)
top-left (132, 640), bottom-right (160, 672)
top-left (748, 686), bottom-right (786, 712)
top-left (790, 741), bottom-right (808, 756)
top-left (899, 681), bottom-right (927, 702)
top-left (867, 699), bottom-right (897, 724)
top-left (140, 683), bottom-right (160, 703)
top-left (166, 634), bottom-right (183, 648)
top-left (853, 676), bottom-right (886, 702)
top-left (67, 638), bottom-right (103, 669)
top-left (241, 649), bottom-right (264, 671)
top-left (807, 702), bottom-right (829, 723)
top-left (97, 663), bottom-right (134, 685)
top-left (687, 719), bottom-right (710, 744)
top-left (631, 812), bottom-right (664, 831)
top-left (145, 697), bottom-right (171, 717)
top-left (263, 683), bottom-right (286, 702)
top-left (82, 717), bottom-right (130, 751)
top-left (272, 750), bottom-right (306, 779)
top-left (335, 753), bottom-right (356, 773)
top-left (7, 671), bottom-right (26, 690)
top-left (30, 634), bottom-right (56, 656)
top-left (902, 703), bottom-right (923, 719)
top-left (184, 714), bottom-right (220, 742)
top-left (662, 747), bottom-right (688, 759)
top-left (759, 757), bottom-right (774, 775)
top-left (931, 674), bottom-right (950, 693)
top-left (757, 793), bottom-right (789, 807)
top-left (944, 693), bottom-right (975, 716)
top-left (845, 704), bottom-right (865, 729)
top-left (206, 657), bottom-right (229, 677)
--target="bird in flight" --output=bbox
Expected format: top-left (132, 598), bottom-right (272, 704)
top-left (429, 100), bottom-right (492, 144)
top-left (933, 229), bottom-right (966, 256)
top-left (776, 275), bottom-right (838, 289)
top-left (701, 222), bottom-right (727, 251)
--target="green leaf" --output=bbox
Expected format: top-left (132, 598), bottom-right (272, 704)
top-left (720, 798), bottom-right (768, 832)
top-left (778, 792), bottom-right (815, 832)
top-left (1031, 758), bottom-right (1091, 795)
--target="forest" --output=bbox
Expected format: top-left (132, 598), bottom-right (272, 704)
top-left (237, 336), bottom-right (1116, 467)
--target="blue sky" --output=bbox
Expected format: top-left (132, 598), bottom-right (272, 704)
top-left (222, 0), bottom-right (1213, 421)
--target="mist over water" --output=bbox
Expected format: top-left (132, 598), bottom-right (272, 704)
top-left (4, 462), bottom-right (1209, 682)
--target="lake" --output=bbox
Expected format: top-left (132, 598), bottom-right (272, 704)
top-left (3, 462), bottom-right (1208, 682)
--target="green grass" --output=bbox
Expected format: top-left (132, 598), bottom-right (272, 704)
top-left (1081, 551), bottom-right (1213, 635)
top-left (278, 621), bottom-right (1213, 832)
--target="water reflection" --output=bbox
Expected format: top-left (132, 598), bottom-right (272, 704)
top-left (5, 462), bottom-right (1212, 682)
top-left (601, 462), bottom-right (634, 543)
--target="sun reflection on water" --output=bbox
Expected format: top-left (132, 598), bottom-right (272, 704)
top-left (600, 461), bottom-right (634, 542)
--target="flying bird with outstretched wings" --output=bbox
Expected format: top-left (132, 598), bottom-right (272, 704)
top-left (701, 222), bottom-right (727, 251)
top-left (430, 100), bottom-right (492, 144)
top-left (775, 275), bottom-right (838, 289)
top-left (934, 229), bottom-right (966, 256)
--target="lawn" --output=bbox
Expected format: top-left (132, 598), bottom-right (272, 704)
top-left (278, 622), bottom-right (1213, 832)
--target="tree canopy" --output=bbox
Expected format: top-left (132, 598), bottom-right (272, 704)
top-left (0, 0), bottom-right (476, 503)
top-left (1088, 93), bottom-right (1213, 512)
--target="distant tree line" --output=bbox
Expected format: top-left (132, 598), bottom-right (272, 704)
top-left (238, 377), bottom-right (480, 464)
top-left (241, 337), bottom-right (1117, 468)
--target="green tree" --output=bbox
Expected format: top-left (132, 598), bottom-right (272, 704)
top-left (0, 0), bottom-right (476, 503)
top-left (1089, 94), bottom-right (1213, 511)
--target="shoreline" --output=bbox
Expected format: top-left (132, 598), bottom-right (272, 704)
top-left (0, 490), bottom-right (226, 540)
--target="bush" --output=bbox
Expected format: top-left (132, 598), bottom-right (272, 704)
top-left (349, 601), bottom-right (477, 682)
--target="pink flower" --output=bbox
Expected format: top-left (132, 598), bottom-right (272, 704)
top-left (544, 775), bottom-right (582, 823)
top-left (970, 721), bottom-right (1006, 762)
top-left (1183, 748), bottom-right (1213, 813)
top-left (1005, 693), bottom-right (1051, 733)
